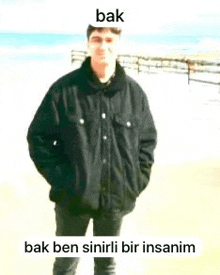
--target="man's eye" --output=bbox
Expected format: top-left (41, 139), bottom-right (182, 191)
top-left (106, 38), bottom-right (113, 43)
top-left (91, 37), bottom-right (102, 43)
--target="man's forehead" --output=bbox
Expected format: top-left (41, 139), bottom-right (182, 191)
top-left (89, 29), bottom-right (119, 39)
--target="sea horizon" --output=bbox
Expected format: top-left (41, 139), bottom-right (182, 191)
top-left (1, 32), bottom-right (220, 65)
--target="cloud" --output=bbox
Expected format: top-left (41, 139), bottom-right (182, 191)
top-left (0, 2), bottom-right (87, 33)
top-left (0, 0), bottom-right (219, 35)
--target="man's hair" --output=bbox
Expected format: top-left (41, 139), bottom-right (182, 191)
top-left (86, 25), bottom-right (121, 40)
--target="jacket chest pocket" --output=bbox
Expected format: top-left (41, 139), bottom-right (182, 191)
top-left (65, 114), bottom-right (100, 149)
top-left (113, 114), bottom-right (140, 152)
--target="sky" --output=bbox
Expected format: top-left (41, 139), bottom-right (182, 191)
top-left (0, 0), bottom-right (220, 60)
top-left (0, 0), bottom-right (220, 35)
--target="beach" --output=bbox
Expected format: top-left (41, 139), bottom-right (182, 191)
top-left (1, 52), bottom-right (220, 274)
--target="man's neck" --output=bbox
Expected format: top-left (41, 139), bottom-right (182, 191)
top-left (91, 59), bottom-right (116, 83)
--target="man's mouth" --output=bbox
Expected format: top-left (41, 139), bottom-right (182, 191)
top-left (98, 55), bottom-right (108, 59)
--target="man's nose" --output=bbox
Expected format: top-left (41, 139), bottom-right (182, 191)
top-left (99, 40), bottom-right (108, 49)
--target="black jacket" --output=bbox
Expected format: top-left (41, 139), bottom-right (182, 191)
top-left (27, 57), bottom-right (157, 215)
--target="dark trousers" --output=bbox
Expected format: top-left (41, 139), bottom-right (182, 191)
top-left (53, 205), bottom-right (123, 275)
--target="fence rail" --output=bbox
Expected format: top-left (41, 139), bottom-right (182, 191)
top-left (71, 50), bottom-right (220, 86)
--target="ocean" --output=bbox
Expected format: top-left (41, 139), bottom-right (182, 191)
top-left (1, 32), bottom-right (220, 65)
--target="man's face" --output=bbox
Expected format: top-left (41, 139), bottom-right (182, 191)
top-left (87, 29), bottom-right (120, 66)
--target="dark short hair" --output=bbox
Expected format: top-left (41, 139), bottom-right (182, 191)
top-left (86, 25), bottom-right (121, 40)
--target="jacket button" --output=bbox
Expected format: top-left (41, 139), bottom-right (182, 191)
top-left (79, 118), bottom-right (84, 124)
top-left (102, 113), bottom-right (106, 119)
top-left (102, 159), bottom-right (107, 164)
top-left (103, 135), bottom-right (107, 140)
top-left (53, 140), bottom-right (57, 146)
top-left (127, 121), bottom-right (131, 127)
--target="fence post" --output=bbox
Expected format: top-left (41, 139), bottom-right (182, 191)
top-left (187, 60), bottom-right (190, 85)
top-left (137, 57), bottom-right (140, 74)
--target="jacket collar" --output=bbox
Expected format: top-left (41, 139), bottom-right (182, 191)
top-left (78, 57), bottom-right (127, 96)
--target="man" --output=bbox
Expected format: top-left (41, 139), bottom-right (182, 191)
top-left (27, 25), bottom-right (157, 275)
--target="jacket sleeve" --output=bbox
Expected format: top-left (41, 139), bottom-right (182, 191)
top-left (27, 87), bottom-right (69, 188)
top-left (138, 92), bottom-right (157, 192)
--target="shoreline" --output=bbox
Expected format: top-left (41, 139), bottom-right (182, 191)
top-left (120, 49), bottom-right (220, 63)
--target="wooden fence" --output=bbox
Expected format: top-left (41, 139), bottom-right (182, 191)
top-left (71, 50), bottom-right (220, 86)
